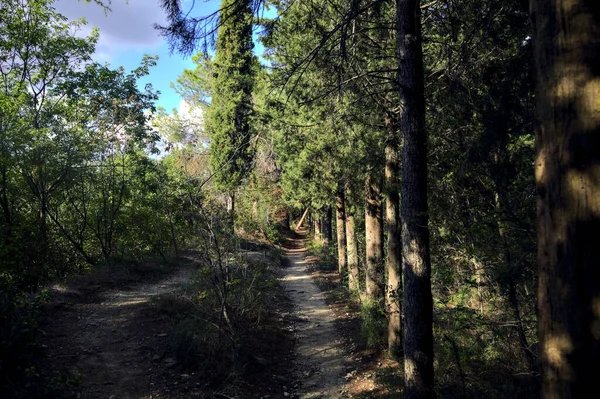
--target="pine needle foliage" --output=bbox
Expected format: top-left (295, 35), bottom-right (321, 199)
top-left (206, 0), bottom-right (257, 194)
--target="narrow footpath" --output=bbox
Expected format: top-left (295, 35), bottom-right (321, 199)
top-left (282, 232), bottom-right (348, 399)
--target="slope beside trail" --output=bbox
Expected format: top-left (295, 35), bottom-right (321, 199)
top-left (282, 231), bottom-right (348, 398)
top-left (32, 264), bottom-right (196, 399)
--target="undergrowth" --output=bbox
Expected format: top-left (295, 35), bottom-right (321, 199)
top-left (0, 275), bottom-right (49, 387)
top-left (153, 246), bottom-right (290, 394)
top-left (360, 299), bottom-right (387, 350)
top-left (306, 239), bottom-right (338, 271)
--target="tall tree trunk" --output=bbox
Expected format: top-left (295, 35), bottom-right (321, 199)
top-left (385, 135), bottom-right (403, 359)
top-left (227, 193), bottom-right (235, 216)
top-left (346, 210), bottom-right (360, 293)
top-left (252, 198), bottom-right (258, 220)
top-left (365, 171), bottom-right (384, 300)
top-left (336, 188), bottom-right (347, 276)
top-left (295, 208), bottom-right (309, 230)
top-left (167, 206), bottom-right (180, 259)
top-left (397, 0), bottom-right (434, 397)
top-left (531, 0), bottom-right (600, 396)
top-left (0, 166), bottom-right (11, 238)
top-left (495, 190), bottom-right (536, 371)
top-left (322, 206), bottom-right (333, 245)
top-left (314, 214), bottom-right (322, 242)
top-left (40, 194), bottom-right (49, 255)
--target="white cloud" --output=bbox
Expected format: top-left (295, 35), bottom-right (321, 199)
top-left (177, 99), bottom-right (204, 121)
top-left (53, 0), bottom-right (167, 61)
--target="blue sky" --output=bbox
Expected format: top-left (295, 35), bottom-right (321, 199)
top-left (54, 0), bottom-right (269, 114)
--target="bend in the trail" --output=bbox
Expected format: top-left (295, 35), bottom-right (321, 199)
top-left (37, 265), bottom-right (195, 399)
top-left (282, 230), bottom-right (347, 399)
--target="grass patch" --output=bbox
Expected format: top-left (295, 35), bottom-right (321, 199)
top-left (306, 239), bottom-right (338, 271)
top-left (360, 299), bottom-right (387, 350)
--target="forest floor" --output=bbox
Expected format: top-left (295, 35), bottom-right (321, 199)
top-left (12, 250), bottom-right (294, 399)
top-left (281, 230), bottom-right (348, 398)
top-left (303, 262), bottom-right (404, 399)
top-left (285, 230), bottom-right (403, 399)
top-left (19, 256), bottom-right (204, 399)
top-left (9, 231), bottom-right (401, 399)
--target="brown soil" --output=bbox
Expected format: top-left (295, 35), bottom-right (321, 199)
top-left (16, 260), bottom-right (201, 399)
top-left (11, 251), bottom-right (295, 399)
top-left (280, 230), bottom-right (349, 398)
top-left (9, 231), bottom-right (385, 399)
top-left (305, 251), bottom-right (404, 398)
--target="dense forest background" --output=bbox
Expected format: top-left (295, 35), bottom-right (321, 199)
top-left (2, 0), bottom-right (599, 397)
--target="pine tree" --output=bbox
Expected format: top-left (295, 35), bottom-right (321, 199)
top-left (397, 0), bottom-right (434, 397)
top-left (206, 0), bottom-right (256, 212)
top-left (532, 0), bottom-right (600, 396)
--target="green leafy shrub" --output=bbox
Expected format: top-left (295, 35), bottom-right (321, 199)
top-left (360, 298), bottom-right (387, 350)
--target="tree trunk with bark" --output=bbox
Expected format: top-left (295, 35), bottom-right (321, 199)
top-left (365, 171), bottom-right (384, 300)
top-left (490, 149), bottom-right (536, 372)
top-left (295, 208), bottom-right (309, 230)
top-left (322, 206), bottom-right (333, 245)
top-left (226, 193), bottom-right (235, 218)
top-left (397, 0), bottom-right (434, 397)
top-left (531, 0), bottom-right (600, 396)
top-left (385, 135), bottom-right (403, 359)
top-left (252, 198), bottom-right (258, 219)
top-left (346, 210), bottom-right (360, 293)
top-left (314, 214), bottom-right (322, 242)
top-left (336, 188), bottom-right (347, 276)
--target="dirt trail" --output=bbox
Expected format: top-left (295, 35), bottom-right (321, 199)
top-left (25, 238), bottom-right (347, 399)
top-left (282, 233), bottom-right (347, 398)
top-left (37, 266), bottom-right (194, 399)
